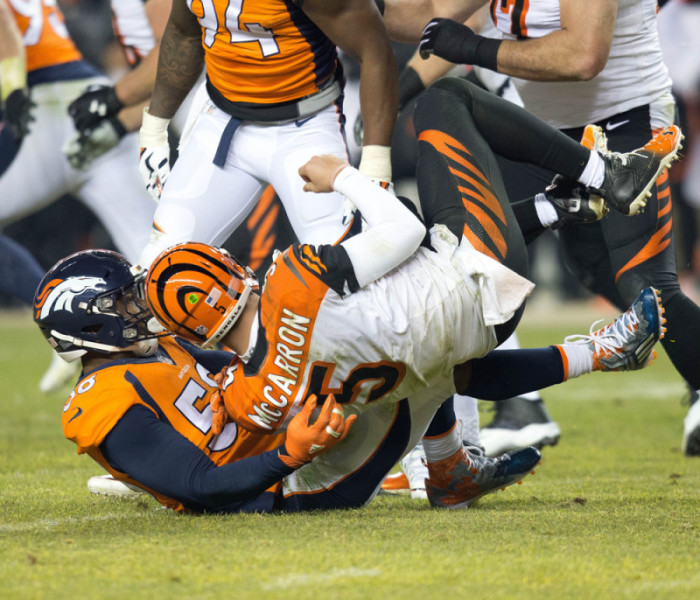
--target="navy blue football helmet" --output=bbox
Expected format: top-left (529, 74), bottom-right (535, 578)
top-left (34, 250), bottom-right (161, 361)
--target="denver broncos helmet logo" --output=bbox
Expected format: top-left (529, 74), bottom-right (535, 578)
top-left (34, 277), bottom-right (105, 320)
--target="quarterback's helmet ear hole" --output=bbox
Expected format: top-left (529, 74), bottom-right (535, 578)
top-left (81, 324), bottom-right (103, 335)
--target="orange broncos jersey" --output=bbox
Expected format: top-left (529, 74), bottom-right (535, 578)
top-left (8, 0), bottom-right (82, 73)
top-left (188, 0), bottom-right (338, 104)
top-left (62, 336), bottom-right (284, 512)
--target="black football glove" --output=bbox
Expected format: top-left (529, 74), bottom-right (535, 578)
top-left (68, 84), bottom-right (124, 134)
top-left (3, 88), bottom-right (35, 141)
top-left (419, 18), bottom-right (501, 71)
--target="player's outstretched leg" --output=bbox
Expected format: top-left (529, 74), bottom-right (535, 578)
top-left (563, 287), bottom-right (666, 372)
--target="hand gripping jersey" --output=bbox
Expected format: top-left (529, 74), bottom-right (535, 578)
top-left (8, 0), bottom-right (82, 72)
top-left (489, 0), bottom-right (673, 128)
top-left (221, 226), bottom-right (534, 434)
top-left (62, 337), bottom-right (283, 511)
top-left (187, 0), bottom-right (338, 104)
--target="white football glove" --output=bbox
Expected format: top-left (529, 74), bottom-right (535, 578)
top-left (138, 108), bottom-right (171, 202)
top-left (63, 118), bottom-right (125, 170)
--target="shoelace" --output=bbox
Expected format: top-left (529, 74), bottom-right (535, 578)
top-left (563, 308), bottom-right (640, 357)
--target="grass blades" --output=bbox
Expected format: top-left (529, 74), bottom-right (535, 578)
top-left (0, 305), bottom-right (698, 600)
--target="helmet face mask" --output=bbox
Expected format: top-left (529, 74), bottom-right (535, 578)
top-left (34, 250), bottom-right (163, 361)
top-left (145, 242), bottom-right (259, 347)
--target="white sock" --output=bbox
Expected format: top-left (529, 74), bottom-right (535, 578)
top-left (535, 192), bottom-right (560, 227)
top-left (423, 424), bottom-right (462, 463)
top-left (558, 343), bottom-right (594, 379)
top-left (453, 394), bottom-right (481, 446)
top-left (578, 150), bottom-right (606, 189)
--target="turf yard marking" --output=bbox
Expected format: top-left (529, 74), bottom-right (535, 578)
top-left (263, 568), bottom-right (382, 590)
top-left (0, 512), bottom-right (144, 533)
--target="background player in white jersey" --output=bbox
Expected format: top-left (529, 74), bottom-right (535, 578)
top-left (61, 0), bottom-right (173, 169)
top-left (0, 0), bottom-right (155, 392)
top-left (145, 76), bottom-right (673, 507)
top-left (135, 0), bottom-right (399, 269)
top-left (383, 0), bottom-right (700, 458)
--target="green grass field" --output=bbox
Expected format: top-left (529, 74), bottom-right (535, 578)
top-left (1, 301), bottom-right (698, 600)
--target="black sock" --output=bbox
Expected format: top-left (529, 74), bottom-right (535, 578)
top-left (660, 293), bottom-right (700, 389)
top-left (464, 347), bottom-right (565, 400)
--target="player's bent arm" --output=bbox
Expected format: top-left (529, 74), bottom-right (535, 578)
top-left (147, 0), bottom-right (203, 119)
top-left (334, 166), bottom-right (426, 287)
top-left (382, 0), bottom-right (483, 43)
top-left (100, 405), bottom-right (293, 512)
top-left (112, 0), bottom-right (171, 111)
top-left (494, 0), bottom-right (617, 81)
top-left (302, 0), bottom-right (397, 152)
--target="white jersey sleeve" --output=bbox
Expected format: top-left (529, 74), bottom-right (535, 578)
top-left (333, 167), bottom-right (426, 288)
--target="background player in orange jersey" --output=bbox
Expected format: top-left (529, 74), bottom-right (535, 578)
top-left (136, 0), bottom-right (399, 269)
top-left (0, 0), bottom-right (155, 393)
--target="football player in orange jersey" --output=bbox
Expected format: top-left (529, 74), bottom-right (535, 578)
top-left (34, 248), bottom-right (360, 513)
top-left (144, 78), bottom-right (675, 508)
top-left (135, 0), bottom-right (399, 268)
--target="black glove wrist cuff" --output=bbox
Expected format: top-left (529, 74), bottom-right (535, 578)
top-left (398, 66), bottom-right (425, 110)
top-left (109, 116), bottom-right (128, 139)
top-left (474, 37), bottom-right (502, 72)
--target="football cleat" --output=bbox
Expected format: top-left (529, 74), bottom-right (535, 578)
top-left (399, 442), bottom-right (429, 500)
top-left (380, 471), bottom-right (410, 494)
top-left (425, 445), bottom-right (541, 509)
top-left (480, 397), bottom-right (561, 457)
top-left (87, 475), bottom-right (147, 499)
top-left (38, 350), bottom-right (81, 394)
top-left (589, 125), bottom-right (683, 216)
top-left (546, 175), bottom-right (608, 225)
top-left (565, 287), bottom-right (666, 372)
top-left (682, 387), bottom-right (700, 457)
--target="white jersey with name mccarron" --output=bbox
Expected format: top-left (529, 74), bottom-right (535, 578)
top-left (490, 0), bottom-right (674, 129)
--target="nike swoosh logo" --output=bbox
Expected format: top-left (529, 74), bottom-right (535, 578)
top-left (605, 119), bottom-right (630, 131)
top-left (69, 407), bottom-right (83, 422)
top-left (295, 116), bottom-right (315, 127)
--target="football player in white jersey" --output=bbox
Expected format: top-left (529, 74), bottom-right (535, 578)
top-left (145, 77), bottom-right (674, 508)
top-left (382, 0), bottom-right (700, 458)
top-left (63, 0), bottom-right (172, 169)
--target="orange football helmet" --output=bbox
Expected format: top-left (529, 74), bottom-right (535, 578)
top-left (145, 242), bottom-right (259, 347)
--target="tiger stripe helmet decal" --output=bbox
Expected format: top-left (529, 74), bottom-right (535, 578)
top-left (145, 242), bottom-right (259, 347)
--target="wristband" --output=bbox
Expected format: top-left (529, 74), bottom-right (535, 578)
top-left (109, 116), bottom-right (128, 139)
top-left (139, 107), bottom-right (170, 147)
top-left (358, 145), bottom-right (392, 182)
top-left (0, 56), bottom-right (27, 104)
top-left (474, 37), bottom-right (502, 72)
top-left (398, 66), bottom-right (425, 110)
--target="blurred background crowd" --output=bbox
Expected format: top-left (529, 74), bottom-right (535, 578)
top-left (1, 0), bottom-right (699, 308)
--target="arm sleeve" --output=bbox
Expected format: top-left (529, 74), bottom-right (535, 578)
top-left (334, 166), bottom-right (426, 287)
top-left (100, 405), bottom-right (294, 513)
top-left (175, 337), bottom-right (234, 373)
